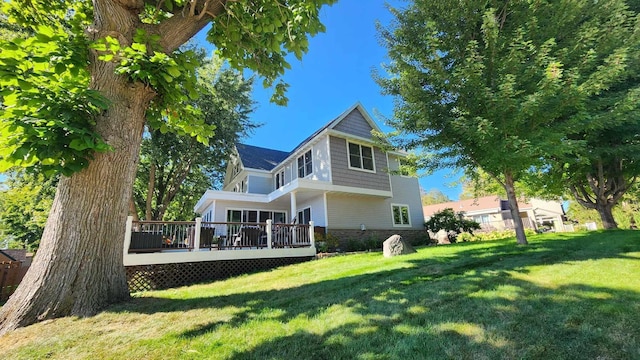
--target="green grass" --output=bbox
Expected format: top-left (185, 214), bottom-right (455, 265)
top-left (1, 231), bottom-right (639, 359)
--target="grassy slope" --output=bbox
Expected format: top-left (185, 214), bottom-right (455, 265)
top-left (1, 231), bottom-right (639, 360)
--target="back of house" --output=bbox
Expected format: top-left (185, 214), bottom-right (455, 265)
top-left (195, 103), bottom-right (425, 244)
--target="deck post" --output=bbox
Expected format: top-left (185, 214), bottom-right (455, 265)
top-left (266, 219), bottom-right (273, 249)
top-left (123, 216), bottom-right (133, 255)
top-left (308, 221), bottom-right (315, 248)
top-left (193, 217), bottom-right (202, 251)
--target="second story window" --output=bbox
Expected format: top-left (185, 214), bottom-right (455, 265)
top-left (297, 150), bottom-right (312, 178)
top-left (275, 169), bottom-right (285, 189)
top-left (348, 142), bottom-right (375, 171)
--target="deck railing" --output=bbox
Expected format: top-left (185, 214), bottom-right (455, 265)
top-left (125, 217), bottom-right (315, 253)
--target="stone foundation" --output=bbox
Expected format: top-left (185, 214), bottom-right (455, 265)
top-left (326, 229), bottom-right (430, 249)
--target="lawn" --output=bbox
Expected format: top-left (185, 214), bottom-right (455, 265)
top-left (1, 231), bottom-right (639, 359)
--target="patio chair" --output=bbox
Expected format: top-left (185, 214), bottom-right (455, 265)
top-left (199, 227), bottom-right (216, 250)
top-left (232, 226), bottom-right (262, 248)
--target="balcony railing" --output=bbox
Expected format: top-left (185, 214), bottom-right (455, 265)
top-left (125, 217), bottom-right (315, 253)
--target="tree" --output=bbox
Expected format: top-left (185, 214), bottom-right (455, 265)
top-left (557, 103), bottom-right (640, 229)
top-left (424, 208), bottom-right (480, 243)
top-left (132, 56), bottom-right (257, 221)
top-left (0, 171), bottom-right (56, 251)
top-left (377, 0), bottom-right (640, 245)
top-left (0, 0), bottom-right (335, 334)
top-left (421, 188), bottom-right (451, 205)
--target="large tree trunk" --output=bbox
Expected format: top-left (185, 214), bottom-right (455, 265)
top-left (0, 1), bottom-right (155, 335)
top-left (596, 204), bottom-right (617, 229)
top-left (504, 171), bottom-right (528, 245)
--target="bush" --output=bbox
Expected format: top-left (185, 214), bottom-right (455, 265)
top-left (425, 208), bottom-right (481, 243)
top-left (315, 232), bottom-right (340, 253)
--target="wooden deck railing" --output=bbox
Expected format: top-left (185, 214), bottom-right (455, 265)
top-left (125, 217), bottom-right (315, 254)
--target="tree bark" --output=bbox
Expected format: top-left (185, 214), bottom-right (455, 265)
top-left (0, 0), bottom-right (155, 335)
top-left (504, 171), bottom-right (528, 245)
top-left (146, 162), bottom-right (156, 220)
top-left (596, 204), bottom-right (617, 230)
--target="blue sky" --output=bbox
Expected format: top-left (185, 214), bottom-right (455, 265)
top-left (197, 0), bottom-right (463, 200)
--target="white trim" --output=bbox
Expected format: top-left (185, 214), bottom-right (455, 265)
top-left (296, 149), bottom-right (313, 179)
top-left (323, 192), bottom-right (329, 229)
top-left (124, 247), bottom-right (316, 266)
top-left (391, 203), bottom-right (412, 227)
top-left (346, 139), bottom-right (376, 173)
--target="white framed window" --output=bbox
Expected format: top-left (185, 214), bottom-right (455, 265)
top-left (226, 209), bottom-right (287, 224)
top-left (297, 150), bottom-right (312, 178)
top-left (275, 169), bottom-right (285, 189)
top-left (391, 204), bottom-right (411, 227)
top-left (348, 141), bottom-right (375, 172)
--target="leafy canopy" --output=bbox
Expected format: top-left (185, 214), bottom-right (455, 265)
top-left (0, 0), bottom-right (335, 176)
top-left (377, 0), bottom-right (640, 184)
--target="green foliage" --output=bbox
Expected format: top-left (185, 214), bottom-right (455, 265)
top-left (0, 0), bottom-right (336, 176)
top-left (421, 188), bottom-right (451, 205)
top-left (0, 171), bottom-right (56, 251)
top-left (425, 208), bottom-right (481, 242)
top-left (315, 232), bottom-right (340, 253)
top-left (208, 0), bottom-right (337, 105)
top-left (133, 55), bottom-right (257, 221)
top-left (0, 15), bottom-right (111, 176)
top-left (377, 0), bottom-right (640, 238)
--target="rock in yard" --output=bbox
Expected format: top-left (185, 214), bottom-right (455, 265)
top-left (383, 234), bottom-right (416, 257)
top-left (435, 229), bottom-right (450, 245)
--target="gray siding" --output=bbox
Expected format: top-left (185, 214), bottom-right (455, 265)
top-left (330, 136), bottom-right (391, 191)
top-left (333, 109), bottom-right (374, 139)
top-left (247, 175), bottom-right (272, 194)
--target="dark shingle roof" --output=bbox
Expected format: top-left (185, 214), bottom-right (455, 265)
top-left (236, 143), bottom-right (290, 171)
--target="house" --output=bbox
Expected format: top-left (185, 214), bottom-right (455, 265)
top-left (194, 103), bottom-right (426, 243)
top-left (422, 195), bottom-right (567, 232)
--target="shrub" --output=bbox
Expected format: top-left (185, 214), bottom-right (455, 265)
top-left (425, 208), bottom-right (481, 243)
top-left (315, 232), bottom-right (340, 253)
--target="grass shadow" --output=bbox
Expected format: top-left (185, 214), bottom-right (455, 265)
top-left (107, 231), bottom-right (640, 359)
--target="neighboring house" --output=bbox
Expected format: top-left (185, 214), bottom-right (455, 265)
top-left (195, 103), bottom-right (425, 242)
top-left (0, 249), bottom-right (32, 267)
top-left (423, 195), bottom-right (567, 232)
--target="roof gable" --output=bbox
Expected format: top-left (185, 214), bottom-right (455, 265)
top-left (236, 143), bottom-right (289, 171)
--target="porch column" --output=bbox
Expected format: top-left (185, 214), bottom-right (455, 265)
top-left (266, 219), bottom-right (273, 249)
top-left (291, 191), bottom-right (298, 244)
top-left (193, 217), bottom-right (202, 251)
top-left (123, 215), bottom-right (133, 254)
top-left (290, 191), bottom-right (297, 223)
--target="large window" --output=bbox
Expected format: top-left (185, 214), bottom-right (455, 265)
top-left (227, 209), bottom-right (287, 224)
top-left (391, 204), bottom-right (411, 227)
top-left (297, 150), bottom-right (312, 178)
top-left (348, 142), bottom-right (375, 171)
top-left (297, 208), bottom-right (311, 225)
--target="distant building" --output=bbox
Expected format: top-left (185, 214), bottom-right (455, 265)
top-left (423, 195), bottom-right (566, 232)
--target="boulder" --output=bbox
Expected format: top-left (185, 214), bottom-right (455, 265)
top-left (383, 235), bottom-right (416, 257)
top-left (435, 229), bottom-right (450, 245)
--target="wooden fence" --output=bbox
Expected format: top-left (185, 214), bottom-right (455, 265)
top-left (1, 261), bottom-right (28, 302)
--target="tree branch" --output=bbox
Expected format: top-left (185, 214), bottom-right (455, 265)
top-left (155, 0), bottom-right (229, 53)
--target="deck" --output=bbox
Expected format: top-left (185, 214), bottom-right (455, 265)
top-left (123, 217), bottom-right (317, 267)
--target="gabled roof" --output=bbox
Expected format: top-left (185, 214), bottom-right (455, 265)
top-left (423, 195), bottom-right (503, 217)
top-left (236, 143), bottom-right (289, 171)
top-left (289, 102), bottom-right (382, 155)
top-left (235, 103), bottom-right (387, 172)
top-left (0, 249), bottom-right (17, 261)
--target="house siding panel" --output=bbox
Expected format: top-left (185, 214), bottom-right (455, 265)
top-left (333, 109), bottom-right (374, 139)
top-left (329, 136), bottom-right (391, 191)
top-left (247, 175), bottom-right (272, 194)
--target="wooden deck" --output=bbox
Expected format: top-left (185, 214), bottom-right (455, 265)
top-left (123, 217), bottom-right (316, 266)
